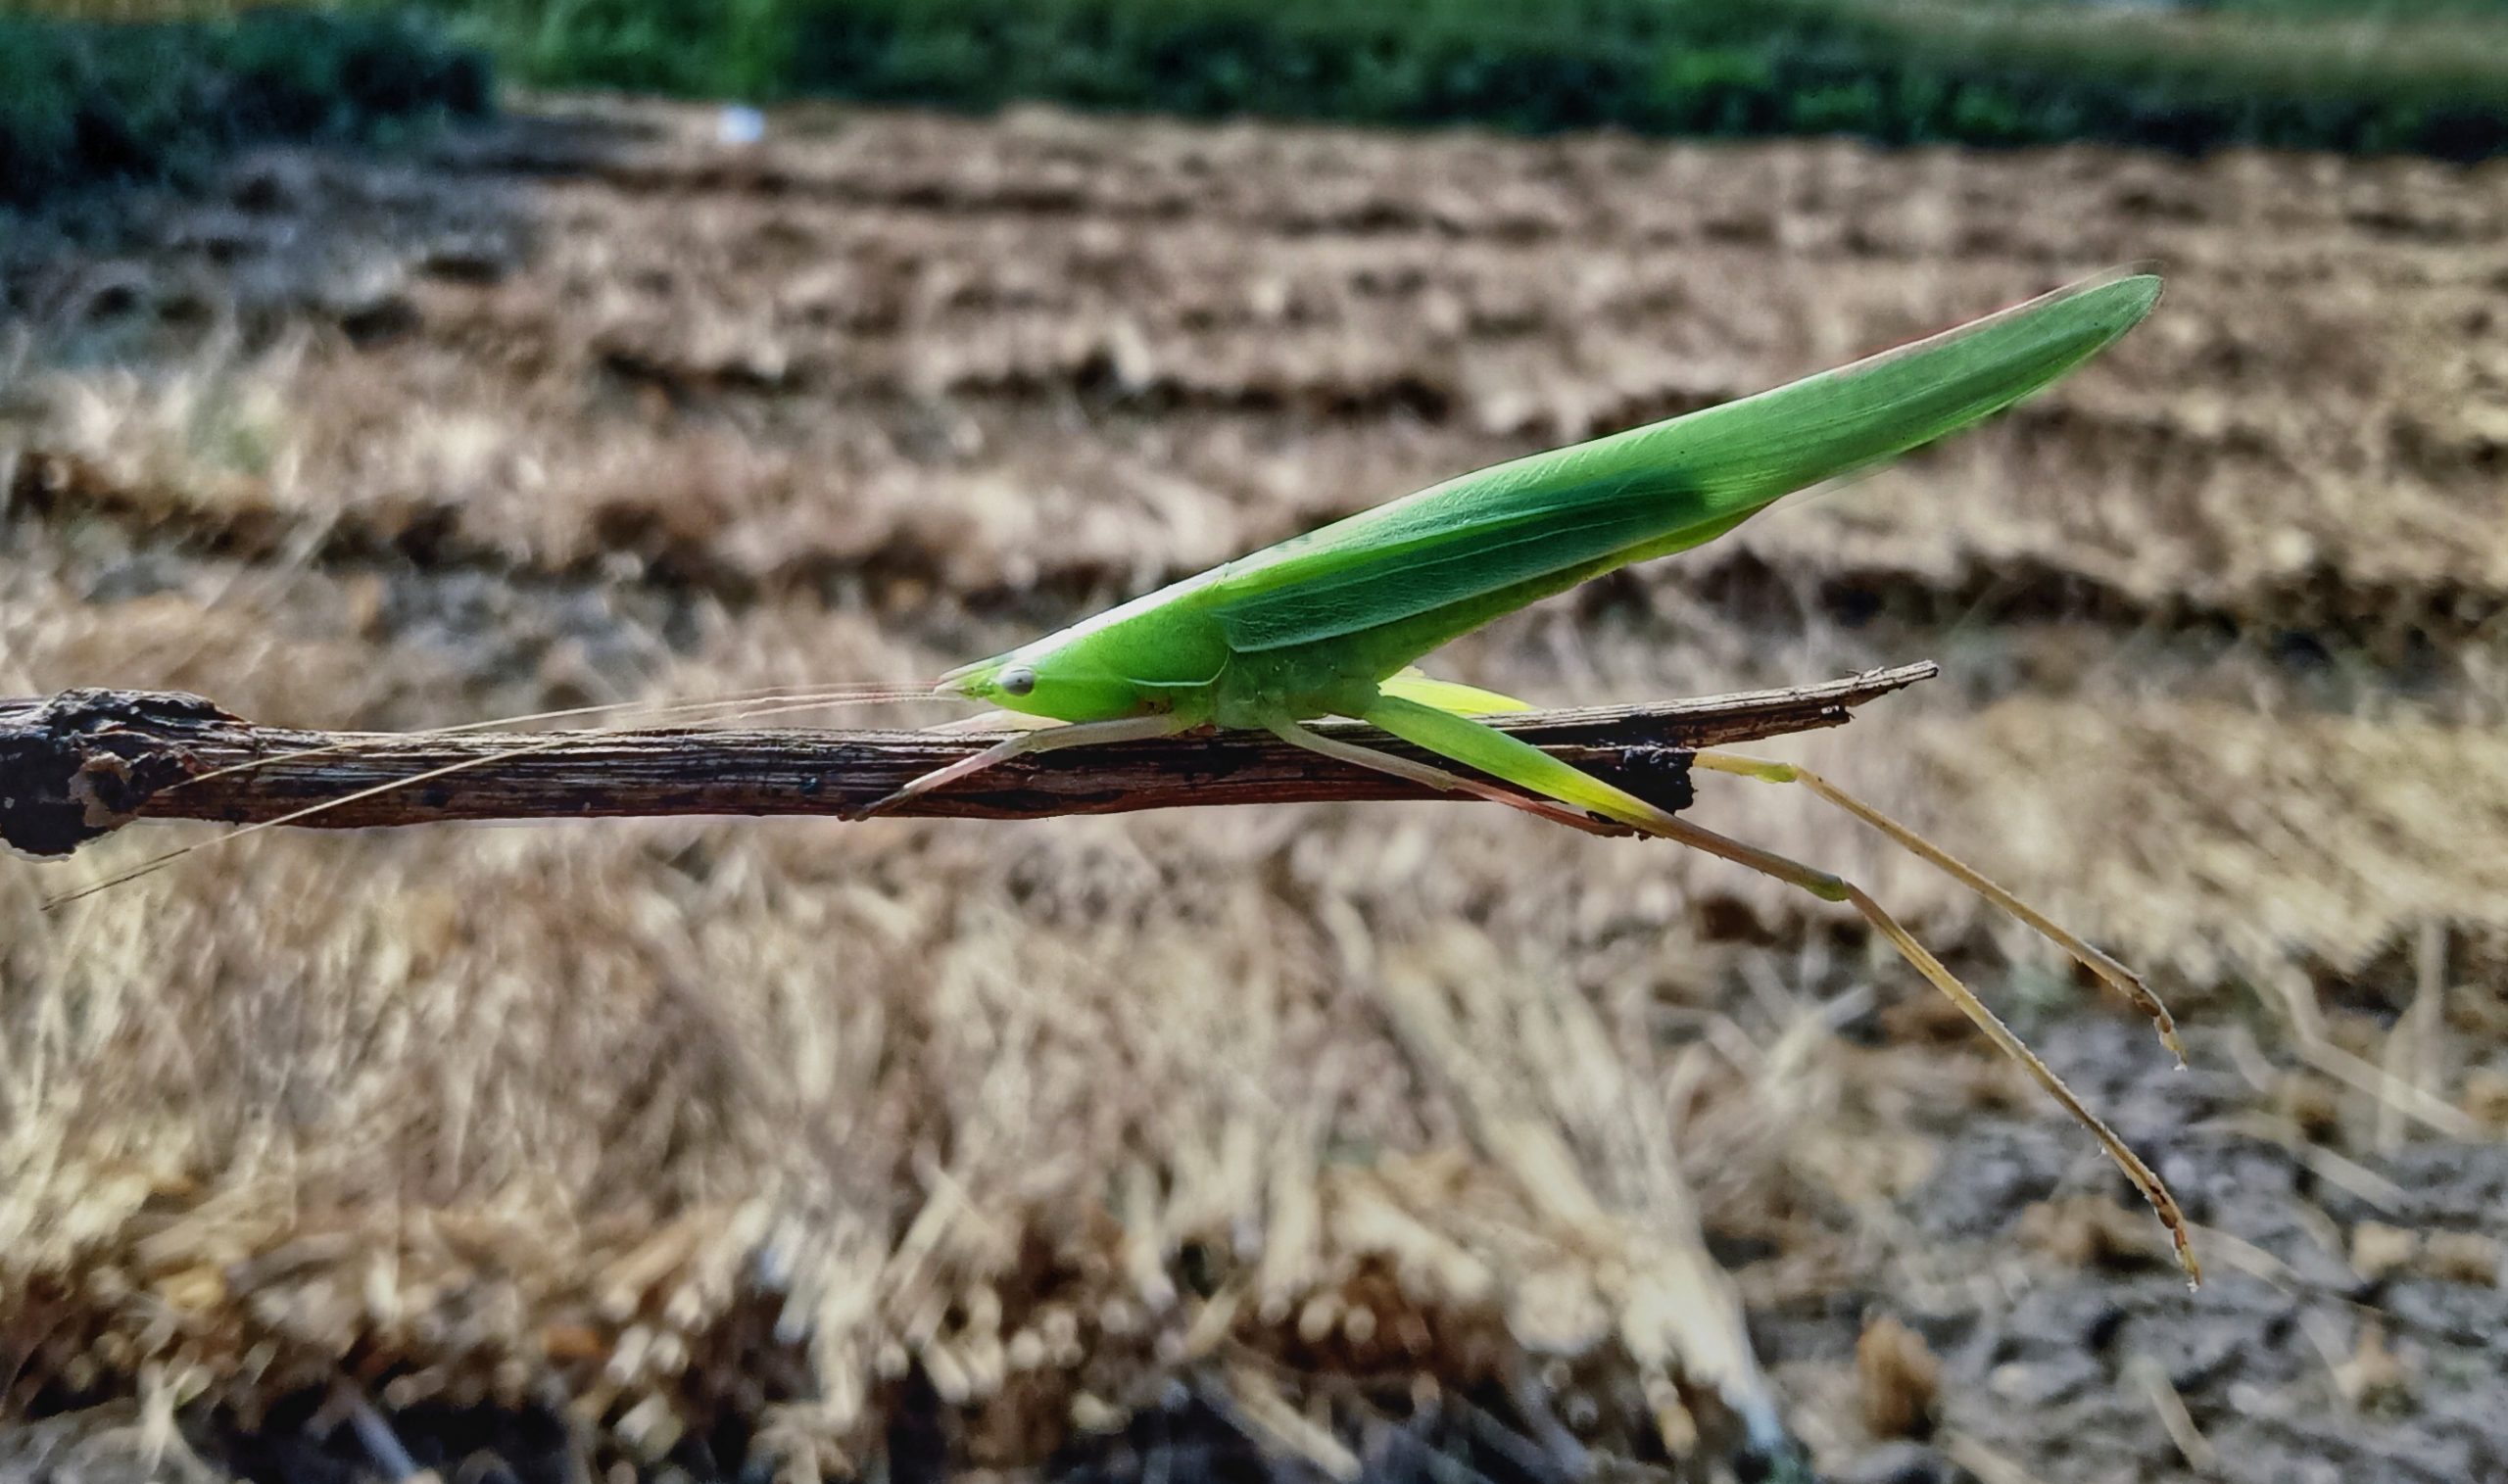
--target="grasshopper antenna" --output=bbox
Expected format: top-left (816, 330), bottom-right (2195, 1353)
top-left (41, 682), bottom-right (946, 908)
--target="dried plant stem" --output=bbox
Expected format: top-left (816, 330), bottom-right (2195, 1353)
top-left (0, 664), bottom-right (1933, 858)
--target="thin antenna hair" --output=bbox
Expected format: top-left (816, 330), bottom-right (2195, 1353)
top-left (41, 684), bottom-right (943, 909)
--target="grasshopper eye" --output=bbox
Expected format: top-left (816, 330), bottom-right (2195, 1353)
top-left (999, 665), bottom-right (1037, 696)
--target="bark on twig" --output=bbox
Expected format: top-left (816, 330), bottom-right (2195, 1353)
top-left (0, 664), bottom-right (1935, 858)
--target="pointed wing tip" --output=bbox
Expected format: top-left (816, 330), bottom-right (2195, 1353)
top-left (2100, 264), bottom-right (2164, 314)
top-left (2086, 268), bottom-right (2163, 343)
top-left (2054, 263), bottom-right (2164, 327)
top-left (1997, 265), bottom-right (2162, 359)
top-left (1860, 263), bottom-right (2164, 374)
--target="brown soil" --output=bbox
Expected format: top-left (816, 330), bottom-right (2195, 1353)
top-left (4, 100), bottom-right (2504, 1484)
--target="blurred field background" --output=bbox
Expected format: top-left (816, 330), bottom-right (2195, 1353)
top-left (6, 5), bottom-right (2508, 1484)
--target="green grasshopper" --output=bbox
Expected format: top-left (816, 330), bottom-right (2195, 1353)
top-left (55, 268), bottom-right (2194, 1281)
top-left (857, 266), bottom-right (2194, 1281)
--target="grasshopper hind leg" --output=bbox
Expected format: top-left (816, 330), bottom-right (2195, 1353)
top-left (1655, 809), bottom-right (2198, 1284)
top-left (1350, 694), bottom-right (2199, 1284)
top-left (1692, 749), bottom-right (2183, 1066)
top-left (1265, 717), bottom-right (1621, 836)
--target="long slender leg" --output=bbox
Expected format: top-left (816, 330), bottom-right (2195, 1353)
top-left (1356, 694), bottom-right (2198, 1284)
top-left (844, 713), bottom-right (1187, 820)
top-left (1267, 718), bottom-right (1619, 837)
top-left (1375, 679), bottom-right (2174, 1061)
top-left (1692, 749), bottom-right (2182, 1064)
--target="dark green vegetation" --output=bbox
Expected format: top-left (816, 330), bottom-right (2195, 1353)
top-left (0, 9), bottom-right (490, 207)
top-left (411, 0), bottom-right (2508, 159)
top-left (14, 0), bottom-right (2508, 192)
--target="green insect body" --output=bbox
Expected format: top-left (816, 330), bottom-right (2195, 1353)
top-left (943, 270), bottom-right (2161, 733)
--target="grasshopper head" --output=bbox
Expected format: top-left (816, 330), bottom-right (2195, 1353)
top-left (936, 646), bottom-right (1152, 723)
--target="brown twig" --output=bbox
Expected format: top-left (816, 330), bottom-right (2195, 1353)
top-left (0, 664), bottom-right (1934, 858)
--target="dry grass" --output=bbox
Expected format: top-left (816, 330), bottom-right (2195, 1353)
top-left (5, 102), bottom-right (2506, 1483)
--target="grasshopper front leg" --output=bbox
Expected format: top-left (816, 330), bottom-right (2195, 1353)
top-left (845, 714), bottom-right (1189, 820)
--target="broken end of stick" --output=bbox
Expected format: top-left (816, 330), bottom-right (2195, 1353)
top-left (0, 690), bottom-right (241, 858)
